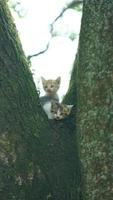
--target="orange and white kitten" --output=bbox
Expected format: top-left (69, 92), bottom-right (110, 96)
top-left (41, 77), bottom-right (61, 98)
top-left (40, 77), bottom-right (61, 119)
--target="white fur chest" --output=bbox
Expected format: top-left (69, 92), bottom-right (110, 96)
top-left (43, 102), bottom-right (54, 119)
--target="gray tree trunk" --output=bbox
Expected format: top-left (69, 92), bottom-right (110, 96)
top-left (0, 2), bottom-right (81, 200)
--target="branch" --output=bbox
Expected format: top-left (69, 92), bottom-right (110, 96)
top-left (50, 0), bottom-right (83, 30)
top-left (27, 42), bottom-right (50, 60)
top-left (27, 0), bottom-right (83, 61)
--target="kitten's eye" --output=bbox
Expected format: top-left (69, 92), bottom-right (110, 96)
top-left (51, 110), bottom-right (57, 114)
top-left (44, 86), bottom-right (47, 89)
top-left (61, 112), bottom-right (66, 116)
top-left (51, 85), bottom-right (54, 88)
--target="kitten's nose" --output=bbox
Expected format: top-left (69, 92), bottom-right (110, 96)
top-left (56, 116), bottom-right (61, 120)
top-left (56, 117), bottom-right (59, 120)
top-left (47, 89), bottom-right (51, 92)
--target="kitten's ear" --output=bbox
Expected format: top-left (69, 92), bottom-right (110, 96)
top-left (51, 100), bottom-right (58, 110)
top-left (41, 77), bottom-right (46, 84)
top-left (51, 100), bottom-right (58, 106)
top-left (56, 77), bottom-right (61, 84)
top-left (67, 105), bottom-right (73, 112)
top-left (51, 100), bottom-right (55, 105)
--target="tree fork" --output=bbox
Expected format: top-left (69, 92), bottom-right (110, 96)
top-left (0, 1), bottom-right (82, 199)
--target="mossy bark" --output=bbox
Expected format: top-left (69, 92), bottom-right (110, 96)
top-left (73, 1), bottom-right (113, 199)
top-left (0, 1), bottom-right (81, 200)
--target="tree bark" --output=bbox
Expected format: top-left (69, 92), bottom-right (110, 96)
top-left (0, 2), bottom-right (81, 200)
top-left (73, 0), bottom-right (113, 199)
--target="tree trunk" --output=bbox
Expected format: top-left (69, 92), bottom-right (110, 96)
top-left (0, 2), bottom-right (82, 200)
top-left (73, 1), bottom-right (113, 199)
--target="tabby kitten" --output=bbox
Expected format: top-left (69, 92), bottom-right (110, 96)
top-left (40, 77), bottom-right (61, 119)
top-left (51, 100), bottom-right (73, 120)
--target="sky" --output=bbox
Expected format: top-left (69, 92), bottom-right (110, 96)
top-left (9, 0), bottom-right (82, 100)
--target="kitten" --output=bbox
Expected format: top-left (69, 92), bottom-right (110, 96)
top-left (51, 100), bottom-right (73, 120)
top-left (40, 77), bottom-right (61, 119)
